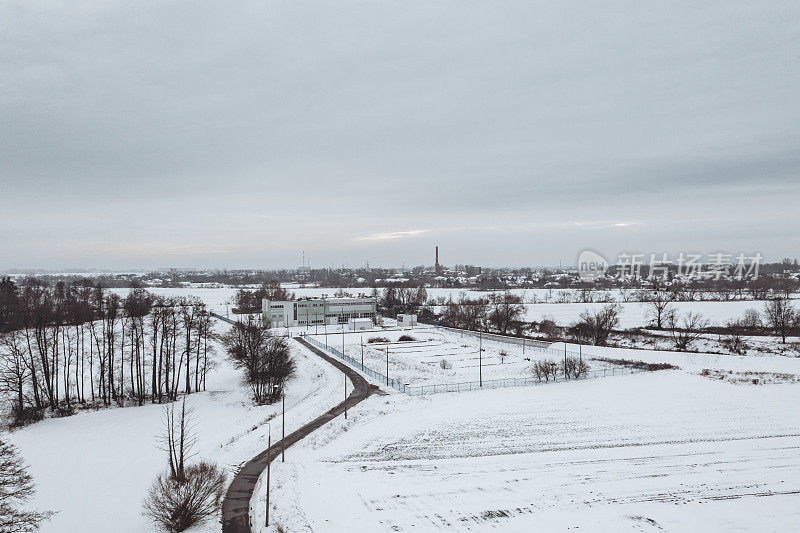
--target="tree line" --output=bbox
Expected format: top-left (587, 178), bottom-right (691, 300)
top-left (232, 281), bottom-right (295, 314)
top-left (0, 277), bottom-right (215, 425)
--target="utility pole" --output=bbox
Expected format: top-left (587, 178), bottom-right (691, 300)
top-left (386, 345), bottom-right (389, 386)
top-left (361, 335), bottom-right (364, 370)
top-left (342, 327), bottom-right (345, 355)
top-left (344, 374), bottom-right (347, 419)
top-left (564, 344), bottom-right (568, 378)
top-left (281, 392), bottom-right (285, 462)
top-left (479, 331), bottom-right (483, 387)
top-left (265, 423), bottom-right (271, 527)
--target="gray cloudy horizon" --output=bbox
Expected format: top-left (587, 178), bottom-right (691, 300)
top-left (2, 1), bottom-right (799, 270)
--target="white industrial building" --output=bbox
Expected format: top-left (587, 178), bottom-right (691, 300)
top-left (262, 296), bottom-right (377, 327)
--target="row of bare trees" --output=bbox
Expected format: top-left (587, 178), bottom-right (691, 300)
top-left (232, 281), bottom-right (295, 314)
top-left (0, 278), bottom-right (215, 425)
top-left (438, 292), bottom-right (526, 335)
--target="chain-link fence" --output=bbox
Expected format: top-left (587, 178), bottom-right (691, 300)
top-left (301, 333), bottom-right (411, 393)
top-left (300, 332), bottom-right (644, 396)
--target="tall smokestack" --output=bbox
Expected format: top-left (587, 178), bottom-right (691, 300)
top-left (435, 246), bottom-right (440, 274)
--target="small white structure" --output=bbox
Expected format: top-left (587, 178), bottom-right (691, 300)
top-left (349, 318), bottom-right (373, 331)
top-left (397, 314), bottom-right (418, 327)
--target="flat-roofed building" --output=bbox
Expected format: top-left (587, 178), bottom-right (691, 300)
top-left (397, 313), bottom-right (418, 327)
top-left (262, 297), bottom-right (377, 327)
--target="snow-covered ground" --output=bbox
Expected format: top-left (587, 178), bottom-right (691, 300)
top-left (109, 286), bottom-right (785, 329)
top-left (258, 371), bottom-right (800, 532)
top-left (521, 299), bottom-right (767, 328)
top-left (554, 341), bottom-right (800, 375)
top-left (6, 287), bottom-right (798, 532)
top-left (6, 335), bottom-right (349, 533)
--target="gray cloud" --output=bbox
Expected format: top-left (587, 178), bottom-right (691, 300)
top-left (2, 1), bottom-right (799, 269)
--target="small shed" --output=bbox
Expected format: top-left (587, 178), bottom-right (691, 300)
top-left (397, 314), bottom-right (418, 326)
top-left (349, 318), bottom-right (372, 331)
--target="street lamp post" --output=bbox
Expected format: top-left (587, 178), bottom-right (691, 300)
top-left (265, 423), bottom-right (271, 527)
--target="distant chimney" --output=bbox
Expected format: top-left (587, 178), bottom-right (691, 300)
top-left (435, 246), bottom-right (440, 274)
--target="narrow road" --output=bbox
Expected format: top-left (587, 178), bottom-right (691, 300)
top-left (221, 337), bottom-right (379, 532)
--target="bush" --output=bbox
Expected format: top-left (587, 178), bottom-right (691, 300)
top-left (143, 462), bottom-right (226, 532)
top-left (591, 357), bottom-right (678, 371)
top-left (537, 317), bottom-right (559, 337)
top-left (561, 356), bottom-right (589, 379)
top-left (531, 359), bottom-right (558, 382)
top-left (398, 335), bottom-right (416, 342)
top-left (367, 336), bottom-right (388, 343)
top-left (439, 359), bottom-right (452, 370)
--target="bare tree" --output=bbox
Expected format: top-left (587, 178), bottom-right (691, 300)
top-left (222, 318), bottom-right (296, 404)
top-left (668, 312), bottom-right (709, 351)
top-left (645, 290), bottom-right (674, 329)
top-left (763, 298), bottom-right (796, 343)
top-left (0, 439), bottom-right (52, 532)
top-left (145, 398), bottom-right (224, 532)
top-left (157, 398), bottom-right (198, 483)
top-left (740, 308), bottom-right (762, 330)
top-left (574, 304), bottom-right (621, 346)
top-left (0, 332), bottom-right (30, 424)
top-left (487, 292), bottom-right (525, 335)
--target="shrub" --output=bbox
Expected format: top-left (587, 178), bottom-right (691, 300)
top-left (143, 462), bottom-right (226, 532)
top-left (591, 357), bottom-right (678, 371)
top-left (561, 356), bottom-right (589, 379)
top-left (537, 317), bottom-right (559, 337)
top-left (367, 336), bottom-right (388, 343)
top-left (439, 359), bottom-right (452, 370)
top-left (397, 335), bottom-right (416, 342)
top-left (531, 359), bottom-right (558, 381)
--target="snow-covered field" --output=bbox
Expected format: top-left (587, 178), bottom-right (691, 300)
top-left (110, 286), bottom-right (781, 329)
top-left (6, 286), bottom-right (799, 532)
top-left (6, 335), bottom-right (349, 533)
top-left (259, 371), bottom-right (800, 532)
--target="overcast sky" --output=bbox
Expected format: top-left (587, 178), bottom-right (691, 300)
top-left (2, 1), bottom-right (799, 270)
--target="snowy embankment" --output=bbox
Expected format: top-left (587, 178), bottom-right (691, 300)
top-left (6, 338), bottom-right (347, 533)
top-left (551, 341), bottom-right (800, 374)
top-left (260, 370), bottom-right (800, 532)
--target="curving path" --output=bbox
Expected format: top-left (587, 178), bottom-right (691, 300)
top-left (221, 337), bottom-right (379, 532)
